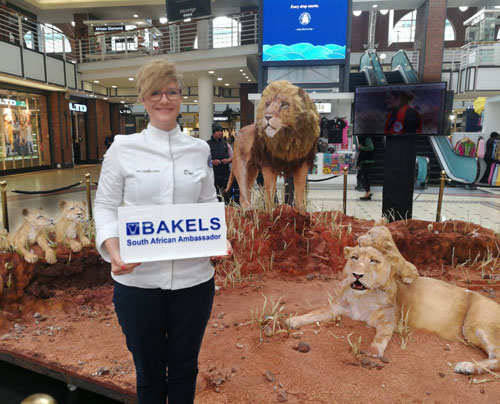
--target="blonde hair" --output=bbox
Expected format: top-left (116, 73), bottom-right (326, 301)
top-left (136, 59), bottom-right (183, 101)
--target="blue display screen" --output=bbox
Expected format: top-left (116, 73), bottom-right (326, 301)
top-left (262, 0), bottom-right (348, 62)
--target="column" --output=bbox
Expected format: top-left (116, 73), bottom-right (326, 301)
top-left (198, 73), bottom-right (213, 141)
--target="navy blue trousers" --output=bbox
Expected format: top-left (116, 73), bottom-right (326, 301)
top-left (113, 278), bottom-right (215, 404)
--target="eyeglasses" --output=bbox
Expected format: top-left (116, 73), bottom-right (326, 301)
top-left (147, 89), bottom-right (182, 102)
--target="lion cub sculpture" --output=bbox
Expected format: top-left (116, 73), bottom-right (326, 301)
top-left (55, 200), bottom-right (91, 253)
top-left (232, 80), bottom-right (319, 211)
top-left (287, 244), bottom-right (500, 375)
top-left (9, 208), bottom-right (56, 264)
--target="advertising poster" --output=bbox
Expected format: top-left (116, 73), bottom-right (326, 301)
top-left (262, 0), bottom-right (348, 62)
top-left (166, 0), bottom-right (212, 22)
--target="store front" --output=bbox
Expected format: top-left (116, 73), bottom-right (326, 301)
top-left (69, 98), bottom-right (89, 164)
top-left (0, 87), bottom-right (51, 172)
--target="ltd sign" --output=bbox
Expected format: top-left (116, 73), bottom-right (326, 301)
top-left (69, 103), bottom-right (87, 113)
top-left (119, 108), bottom-right (132, 115)
top-left (0, 99), bottom-right (26, 107)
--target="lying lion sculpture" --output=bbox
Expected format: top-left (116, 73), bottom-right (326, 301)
top-left (9, 208), bottom-right (56, 264)
top-left (55, 200), bottom-right (92, 253)
top-left (287, 244), bottom-right (500, 375)
top-left (232, 80), bottom-right (319, 211)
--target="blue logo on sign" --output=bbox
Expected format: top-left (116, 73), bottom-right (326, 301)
top-left (126, 222), bottom-right (140, 235)
top-left (299, 12), bottom-right (311, 25)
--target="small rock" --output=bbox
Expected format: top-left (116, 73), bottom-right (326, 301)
top-left (265, 370), bottom-right (276, 383)
top-left (1, 333), bottom-right (13, 341)
top-left (480, 389), bottom-right (485, 394)
top-left (438, 372), bottom-right (445, 378)
top-left (231, 367), bottom-right (237, 373)
top-left (33, 312), bottom-right (42, 319)
top-left (488, 291), bottom-right (497, 299)
top-left (426, 391), bottom-right (431, 396)
top-left (212, 323), bottom-right (218, 328)
top-left (376, 365), bottom-right (384, 370)
top-left (379, 356), bottom-right (389, 364)
top-left (273, 386), bottom-right (278, 391)
top-left (306, 274), bottom-right (314, 281)
top-left (278, 383), bottom-right (284, 388)
top-left (78, 361), bottom-right (85, 366)
top-left (361, 358), bottom-right (372, 367)
top-left (236, 343), bottom-right (244, 349)
top-left (351, 361), bottom-right (362, 366)
top-left (381, 384), bottom-right (386, 388)
top-left (218, 312), bottom-right (225, 319)
top-left (97, 367), bottom-right (110, 376)
top-left (444, 344), bottom-right (450, 351)
top-left (277, 391), bottom-right (288, 402)
top-left (262, 326), bottom-right (273, 337)
top-left (297, 341), bottom-right (311, 353)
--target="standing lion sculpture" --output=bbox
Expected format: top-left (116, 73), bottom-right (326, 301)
top-left (232, 80), bottom-right (319, 211)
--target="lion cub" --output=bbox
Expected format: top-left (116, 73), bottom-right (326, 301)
top-left (55, 200), bottom-right (91, 252)
top-left (10, 208), bottom-right (56, 264)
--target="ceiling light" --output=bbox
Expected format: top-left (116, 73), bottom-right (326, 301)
top-left (379, 9), bottom-right (389, 15)
top-left (93, 80), bottom-right (99, 83)
top-left (458, 6), bottom-right (469, 12)
top-left (247, 79), bottom-right (251, 82)
top-left (372, 4), bottom-right (378, 8)
top-left (239, 69), bottom-right (243, 72)
top-left (128, 77), bottom-right (134, 81)
top-left (159, 17), bottom-right (168, 24)
top-left (225, 83), bottom-right (230, 86)
top-left (71, 21), bottom-right (75, 27)
top-left (217, 77), bottom-right (223, 81)
top-left (112, 85), bottom-right (117, 88)
top-left (133, 14), bottom-right (138, 18)
top-left (104, 97), bottom-right (108, 100)
top-left (194, 99), bottom-right (198, 103)
top-left (121, 100), bottom-right (125, 104)
top-left (184, 18), bottom-right (192, 22)
top-left (183, 96), bottom-right (188, 99)
top-left (208, 70), bottom-right (215, 74)
top-left (353, 10), bottom-right (362, 17)
top-left (379, 53), bottom-right (387, 60)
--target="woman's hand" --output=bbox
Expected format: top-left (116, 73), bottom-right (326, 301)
top-left (104, 237), bottom-right (141, 276)
top-left (211, 239), bottom-right (233, 260)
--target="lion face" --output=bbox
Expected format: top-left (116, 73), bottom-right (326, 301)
top-left (59, 200), bottom-right (87, 222)
top-left (343, 246), bottom-right (395, 292)
top-left (256, 80), bottom-right (320, 140)
top-left (22, 208), bottom-right (54, 230)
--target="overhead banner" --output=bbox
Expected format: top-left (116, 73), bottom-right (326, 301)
top-left (166, 0), bottom-right (212, 22)
top-left (118, 202), bottom-right (227, 263)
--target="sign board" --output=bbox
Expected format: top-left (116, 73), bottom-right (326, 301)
top-left (166, 0), bottom-right (211, 22)
top-left (118, 202), bottom-right (227, 263)
top-left (69, 103), bottom-right (87, 113)
top-left (0, 99), bottom-right (26, 107)
top-left (315, 102), bottom-right (332, 113)
top-left (119, 108), bottom-right (132, 115)
top-left (94, 25), bottom-right (125, 32)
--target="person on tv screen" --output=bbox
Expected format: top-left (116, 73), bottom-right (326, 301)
top-left (384, 91), bottom-right (422, 135)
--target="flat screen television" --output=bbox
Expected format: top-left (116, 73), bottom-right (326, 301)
top-left (261, 0), bottom-right (348, 63)
top-left (353, 82), bottom-right (448, 136)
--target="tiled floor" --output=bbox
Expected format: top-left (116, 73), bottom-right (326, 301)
top-left (1, 165), bottom-right (499, 233)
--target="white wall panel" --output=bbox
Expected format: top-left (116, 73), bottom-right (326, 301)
top-left (23, 49), bottom-right (45, 81)
top-left (46, 56), bottom-right (65, 86)
top-left (476, 68), bottom-right (500, 90)
top-left (0, 42), bottom-right (22, 76)
top-left (65, 61), bottom-right (76, 89)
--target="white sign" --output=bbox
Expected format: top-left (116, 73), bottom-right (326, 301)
top-left (69, 103), bottom-right (87, 113)
top-left (315, 103), bottom-right (332, 113)
top-left (118, 202), bottom-right (227, 263)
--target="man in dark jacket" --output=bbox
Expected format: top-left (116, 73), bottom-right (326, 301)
top-left (483, 131), bottom-right (499, 183)
top-left (207, 123), bottom-right (232, 203)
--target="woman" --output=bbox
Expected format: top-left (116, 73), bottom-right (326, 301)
top-left (384, 91), bottom-right (422, 135)
top-left (356, 135), bottom-right (375, 200)
top-left (94, 59), bottom-right (232, 404)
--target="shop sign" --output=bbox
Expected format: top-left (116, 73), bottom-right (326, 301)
top-left (119, 108), bottom-right (132, 115)
top-left (0, 99), bottom-right (26, 107)
top-left (69, 103), bottom-right (87, 113)
top-left (166, 0), bottom-right (211, 22)
top-left (213, 116), bottom-right (228, 121)
top-left (94, 25), bottom-right (125, 32)
top-left (315, 103), bottom-right (332, 113)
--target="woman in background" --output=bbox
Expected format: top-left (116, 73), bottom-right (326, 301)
top-left (356, 135), bottom-right (375, 200)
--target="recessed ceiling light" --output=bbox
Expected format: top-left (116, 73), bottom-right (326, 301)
top-left (133, 14), bottom-right (138, 18)
top-left (184, 18), bottom-right (191, 22)
top-left (247, 79), bottom-right (251, 82)
top-left (225, 83), bottom-right (230, 86)
top-left (183, 96), bottom-right (188, 99)
top-left (194, 99), bottom-right (198, 103)
top-left (372, 4), bottom-right (378, 8)
top-left (239, 69), bottom-right (243, 72)
top-left (217, 77), bottom-right (223, 81)
top-left (379, 9), bottom-right (389, 15)
top-left (104, 97), bottom-right (108, 100)
top-left (458, 6), bottom-right (469, 12)
top-left (71, 21), bottom-right (75, 27)
top-left (112, 85), bottom-right (117, 88)
top-left (208, 70), bottom-right (215, 74)
top-left (353, 10), bottom-right (362, 16)
top-left (93, 80), bottom-right (99, 83)
top-left (128, 77), bottom-right (134, 81)
top-left (159, 17), bottom-right (168, 24)
top-left (121, 100), bottom-right (125, 103)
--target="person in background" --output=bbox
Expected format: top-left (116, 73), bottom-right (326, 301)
top-left (384, 91), bottom-right (422, 135)
top-left (104, 133), bottom-right (115, 149)
top-left (94, 59), bottom-right (232, 404)
top-left (483, 131), bottom-right (500, 183)
top-left (207, 123), bottom-right (232, 203)
top-left (356, 135), bottom-right (375, 200)
top-left (3, 113), bottom-right (13, 156)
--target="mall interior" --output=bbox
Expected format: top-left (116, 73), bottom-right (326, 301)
top-left (0, 1), bottom-right (499, 402)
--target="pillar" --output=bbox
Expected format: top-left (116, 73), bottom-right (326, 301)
top-left (198, 73), bottom-right (213, 140)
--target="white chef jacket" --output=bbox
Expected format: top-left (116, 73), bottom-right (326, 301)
top-left (94, 123), bottom-right (218, 290)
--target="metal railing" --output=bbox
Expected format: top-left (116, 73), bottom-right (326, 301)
top-left (0, 5), bottom-right (77, 63)
top-left (459, 41), bottom-right (500, 69)
top-left (77, 13), bottom-right (259, 63)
